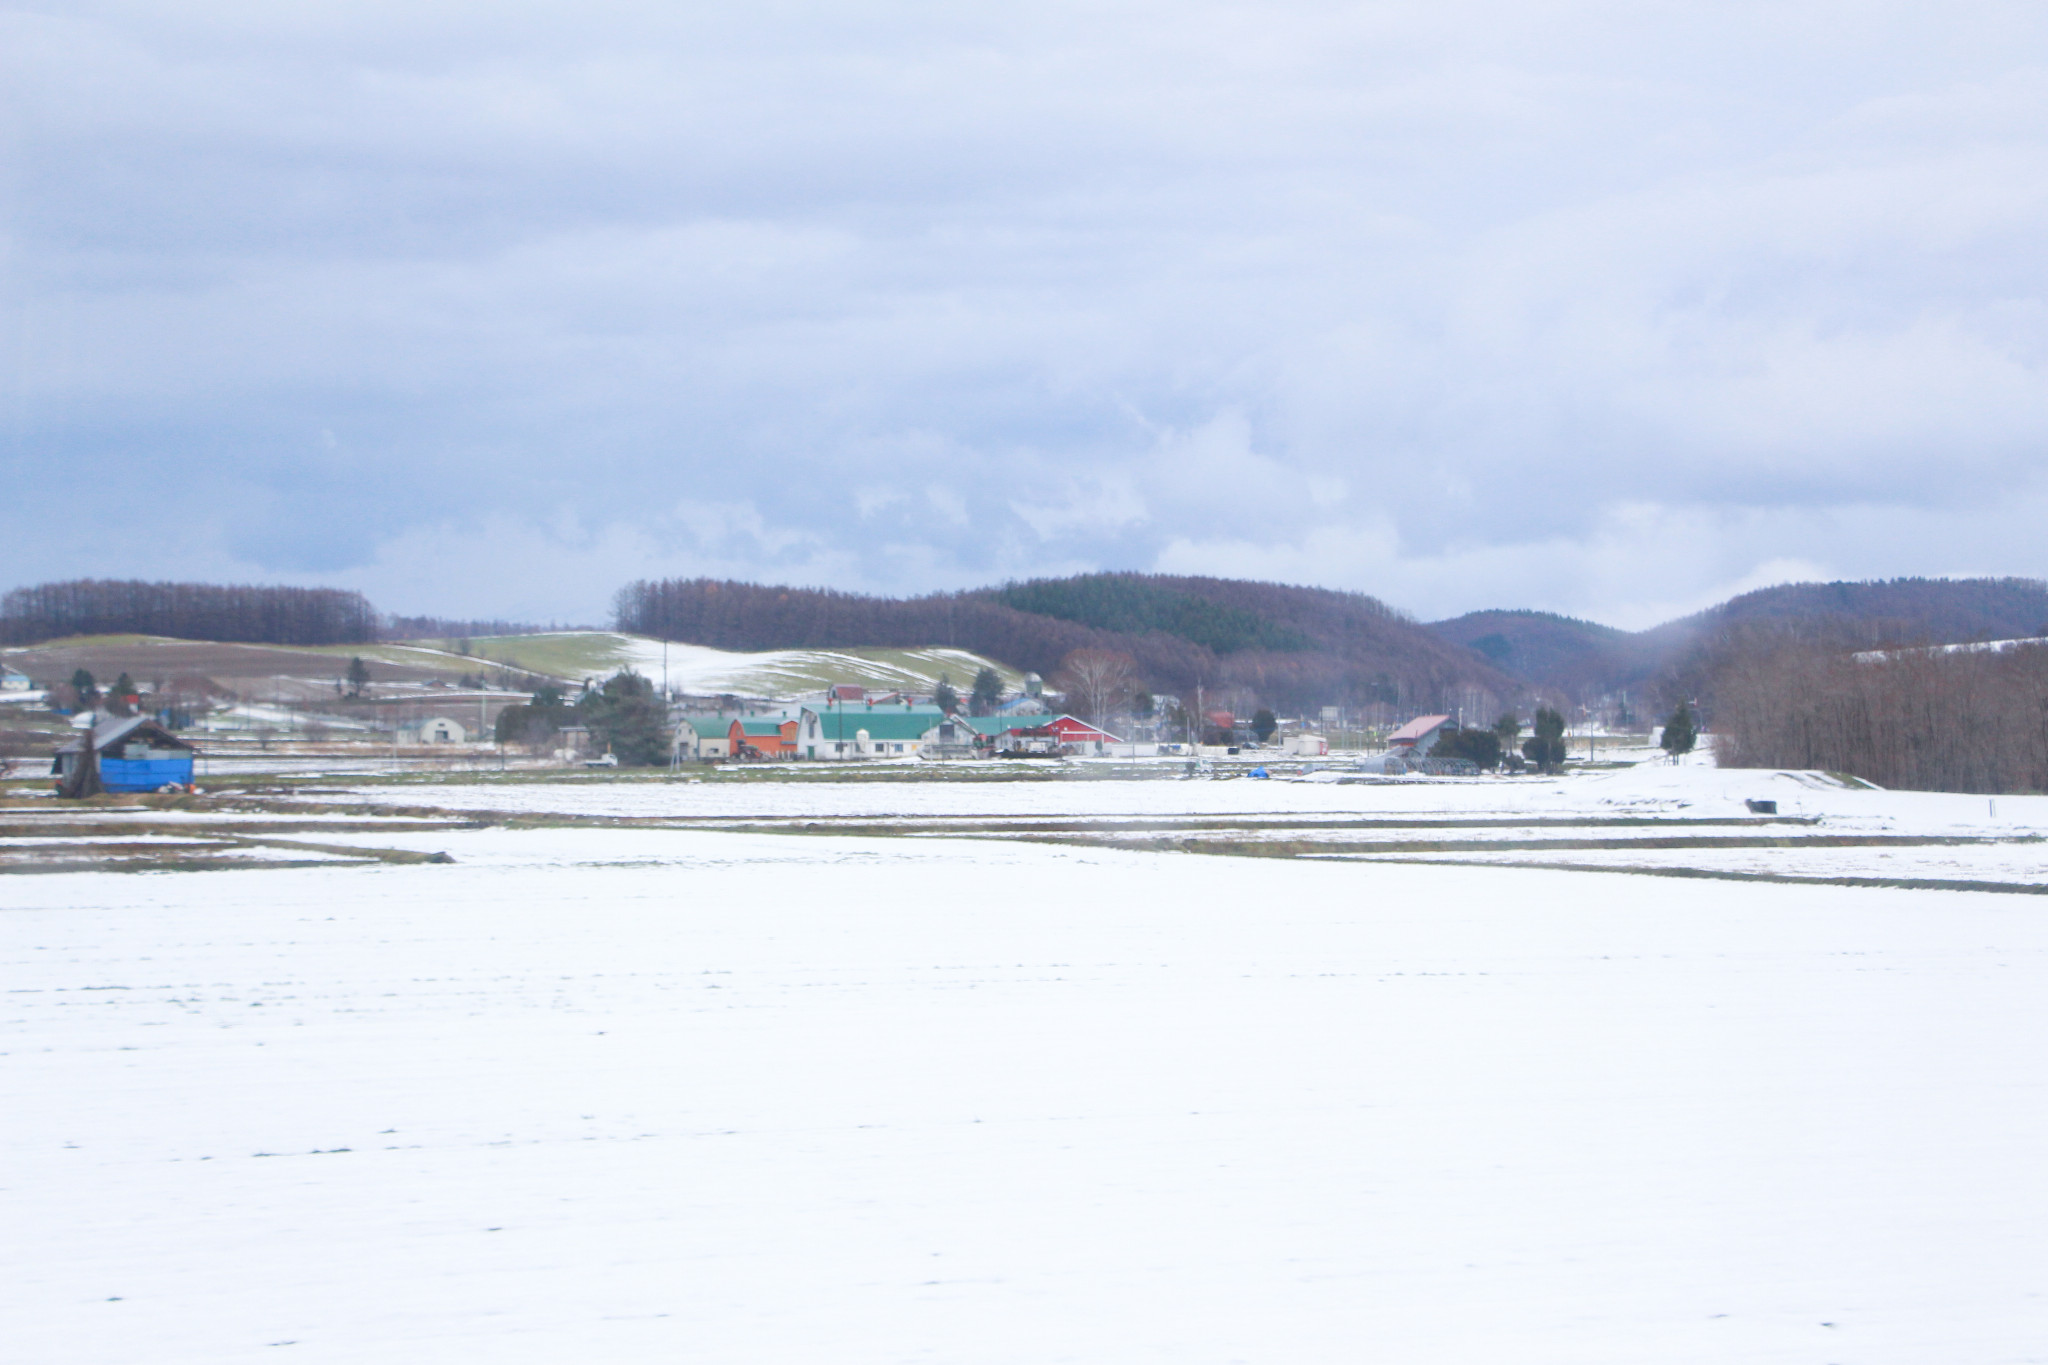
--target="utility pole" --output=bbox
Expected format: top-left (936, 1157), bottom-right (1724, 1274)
top-left (60, 709), bottom-right (104, 799)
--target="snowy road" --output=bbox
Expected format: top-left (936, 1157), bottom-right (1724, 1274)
top-left (7, 833), bottom-right (2048, 1362)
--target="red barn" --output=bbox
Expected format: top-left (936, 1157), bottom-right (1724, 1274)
top-left (728, 717), bottom-right (799, 759)
top-left (1046, 715), bottom-right (1120, 751)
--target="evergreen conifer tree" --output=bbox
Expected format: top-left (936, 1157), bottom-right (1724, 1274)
top-left (1660, 701), bottom-right (1698, 757)
top-left (1435, 726), bottom-right (1502, 770)
top-left (578, 670), bottom-right (669, 765)
top-left (1522, 706), bottom-right (1568, 774)
top-left (969, 667), bottom-right (1003, 715)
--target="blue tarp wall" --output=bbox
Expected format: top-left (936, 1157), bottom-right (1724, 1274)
top-left (99, 757), bottom-right (194, 792)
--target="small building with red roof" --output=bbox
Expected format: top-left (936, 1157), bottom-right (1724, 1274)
top-left (1386, 714), bottom-right (1453, 755)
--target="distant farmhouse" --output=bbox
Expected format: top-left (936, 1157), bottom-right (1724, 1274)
top-left (676, 715), bottom-right (735, 761)
top-left (1386, 714), bottom-right (1453, 756)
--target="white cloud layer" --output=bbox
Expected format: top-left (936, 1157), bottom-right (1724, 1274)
top-left (4, 1), bottom-right (2045, 624)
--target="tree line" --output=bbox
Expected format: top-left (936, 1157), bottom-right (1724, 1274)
top-left (1712, 635), bottom-right (2048, 793)
top-left (0, 581), bottom-right (594, 648)
top-left (2, 579), bottom-right (378, 646)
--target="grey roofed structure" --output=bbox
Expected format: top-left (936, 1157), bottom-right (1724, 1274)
top-left (53, 714), bottom-right (192, 757)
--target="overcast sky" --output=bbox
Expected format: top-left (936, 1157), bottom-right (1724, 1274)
top-left (5, 2), bottom-right (2045, 628)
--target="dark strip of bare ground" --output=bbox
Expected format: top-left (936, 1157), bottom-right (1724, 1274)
top-left (0, 832), bottom-right (457, 875)
top-left (1305, 857), bottom-right (2048, 897)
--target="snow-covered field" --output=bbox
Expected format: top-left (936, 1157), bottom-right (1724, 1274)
top-left (8, 765), bottom-right (2048, 1361)
top-left (253, 761), bottom-right (2048, 887)
top-left (318, 755), bottom-right (1824, 821)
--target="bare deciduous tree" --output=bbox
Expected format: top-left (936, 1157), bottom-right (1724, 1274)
top-left (1714, 637), bottom-right (2048, 793)
top-left (1052, 649), bottom-right (1137, 725)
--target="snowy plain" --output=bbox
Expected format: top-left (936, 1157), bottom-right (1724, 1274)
top-left (9, 759), bottom-right (2048, 1361)
top-left (311, 756), bottom-right (2048, 841)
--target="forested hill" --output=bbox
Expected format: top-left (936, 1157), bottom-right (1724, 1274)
top-left (614, 573), bottom-right (1523, 712)
top-left (1662, 577), bottom-right (2048, 643)
top-left (1427, 610), bottom-right (1665, 699)
top-left (1432, 577), bottom-right (2048, 700)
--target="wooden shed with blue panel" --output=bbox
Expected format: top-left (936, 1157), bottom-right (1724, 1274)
top-left (52, 716), bottom-right (197, 793)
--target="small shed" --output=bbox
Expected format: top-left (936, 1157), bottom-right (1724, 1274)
top-left (0, 665), bottom-right (32, 692)
top-left (676, 715), bottom-right (735, 760)
top-left (53, 716), bottom-right (196, 793)
top-left (418, 716), bottom-right (466, 744)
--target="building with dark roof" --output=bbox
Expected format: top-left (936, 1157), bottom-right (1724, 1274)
top-left (52, 716), bottom-right (196, 792)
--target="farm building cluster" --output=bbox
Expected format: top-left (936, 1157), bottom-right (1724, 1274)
top-left (674, 697), bottom-right (1123, 763)
top-left (2, 641), bottom-right (1535, 776)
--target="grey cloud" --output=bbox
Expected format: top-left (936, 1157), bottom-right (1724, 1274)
top-left (4, 1), bottom-right (2045, 622)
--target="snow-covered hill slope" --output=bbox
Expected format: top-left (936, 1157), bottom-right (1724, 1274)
top-left (440, 632), bottom-right (1025, 696)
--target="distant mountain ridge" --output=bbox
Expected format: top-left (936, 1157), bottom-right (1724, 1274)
top-left (1426, 610), bottom-right (1660, 699)
top-left (1430, 577), bottom-right (2048, 701)
top-left (1657, 577), bottom-right (2048, 642)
